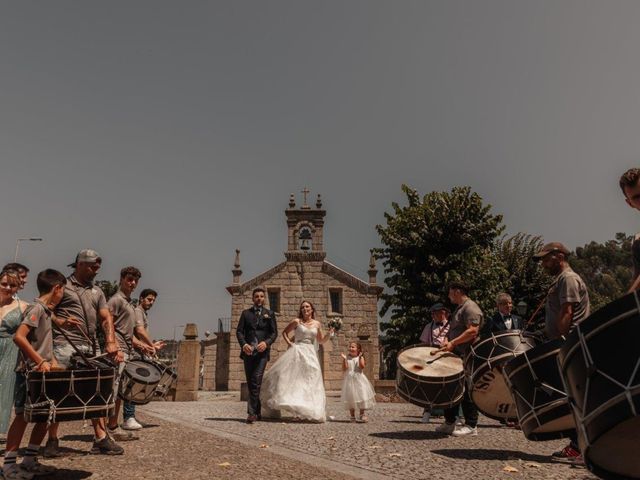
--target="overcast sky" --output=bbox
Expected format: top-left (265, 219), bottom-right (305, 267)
top-left (2, 1), bottom-right (639, 339)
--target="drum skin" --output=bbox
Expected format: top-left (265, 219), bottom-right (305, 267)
top-left (118, 359), bottom-right (162, 405)
top-left (25, 368), bottom-right (116, 423)
top-left (503, 338), bottom-right (575, 441)
top-left (396, 345), bottom-right (465, 409)
top-left (466, 330), bottom-right (538, 420)
top-left (559, 292), bottom-right (640, 480)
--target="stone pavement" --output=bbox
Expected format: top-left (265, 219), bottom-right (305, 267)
top-left (0, 392), bottom-right (598, 480)
top-left (139, 392), bottom-right (597, 480)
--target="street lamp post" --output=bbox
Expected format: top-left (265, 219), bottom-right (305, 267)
top-left (14, 238), bottom-right (43, 262)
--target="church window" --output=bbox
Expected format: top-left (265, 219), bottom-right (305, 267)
top-left (329, 288), bottom-right (343, 314)
top-left (267, 288), bottom-right (280, 313)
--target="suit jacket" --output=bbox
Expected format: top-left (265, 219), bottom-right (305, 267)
top-left (480, 311), bottom-right (524, 337)
top-left (236, 306), bottom-right (278, 360)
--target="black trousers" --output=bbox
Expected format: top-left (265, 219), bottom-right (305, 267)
top-left (444, 388), bottom-right (478, 428)
top-left (243, 354), bottom-right (269, 416)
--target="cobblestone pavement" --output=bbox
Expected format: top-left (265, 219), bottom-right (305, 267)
top-left (0, 411), bottom-right (357, 480)
top-left (138, 392), bottom-right (598, 480)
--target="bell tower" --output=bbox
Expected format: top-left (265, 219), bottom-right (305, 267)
top-left (285, 188), bottom-right (326, 261)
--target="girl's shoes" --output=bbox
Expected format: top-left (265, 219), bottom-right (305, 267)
top-left (358, 415), bottom-right (369, 423)
top-left (350, 416), bottom-right (356, 422)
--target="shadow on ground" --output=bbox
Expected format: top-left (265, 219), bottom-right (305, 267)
top-left (432, 448), bottom-right (555, 464)
top-left (369, 430), bottom-right (444, 441)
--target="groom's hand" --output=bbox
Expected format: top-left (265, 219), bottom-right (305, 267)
top-left (256, 341), bottom-right (268, 353)
top-left (242, 344), bottom-right (253, 356)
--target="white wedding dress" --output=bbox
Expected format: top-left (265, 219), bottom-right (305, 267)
top-left (260, 323), bottom-right (326, 422)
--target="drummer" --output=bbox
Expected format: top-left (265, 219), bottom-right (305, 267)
top-left (533, 242), bottom-right (590, 464)
top-left (619, 168), bottom-right (640, 292)
top-left (46, 249), bottom-right (124, 457)
top-left (418, 303), bottom-right (450, 423)
top-left (106, 267), bottom-right (155, 441)
top-left (435, 282), bottom-right (482, 437)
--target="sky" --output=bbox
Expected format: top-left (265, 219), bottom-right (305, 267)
top-left (2, 1), bottom-right (640, 339)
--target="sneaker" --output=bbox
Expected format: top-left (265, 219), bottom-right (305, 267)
top-left (20, 460), bottom-right (56, 476)
top-left (122, 417), bottom-right (143, 430)
top-left (107, 427), bottom-right (138, 442)
top-left (2, 465), bottom-right (34, 480)
top-left (42, 438), bottom-right (64, 458)
top-left (421, 411), bottom-right (431, 424)
top-left (435, 422), bottom-right (456, 435)
top-left (551, 444), bottom-right (582, 463)
top-left (90, 436), bottom-right (124, 455)
top-left (456, 417), bottom-right (465, 426)
top-left (452, 425), bottom-right (478, 437)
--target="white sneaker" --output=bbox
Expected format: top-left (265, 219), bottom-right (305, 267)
top-left (421, 411), bottom-right (431, 424)
top-left (122, 417), bottom-right (143, 430)
top-left (435, 422), bottom-right (456, 435)
top-left (452, 425), bottom-right (478, 437)
top-left (456, 417), bottom-right (465, 426)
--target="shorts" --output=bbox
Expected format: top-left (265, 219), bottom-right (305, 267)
top-left (53, 342), bottom-right (94, 368)
top-left (13, 372), bottom-right (27, 415)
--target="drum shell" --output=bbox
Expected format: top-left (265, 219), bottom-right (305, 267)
top-left (396, 345), bottom-right (465, 409)
top-left (118, 359), bottom-right (162, 405)
top-left (466, 330), bottom-right (538, 420)
top-left (153, 361), bottom-right (177, 398)
top-left (503, 338), bottom-right (574, 441)
top-left (559, 292), bottom-right (640, 480)
top-left (24, 368), bottom-right (116, 423)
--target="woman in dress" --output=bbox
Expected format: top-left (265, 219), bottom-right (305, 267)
top-left (260, 300), bottom-right (333, 422)
top-left (0, 270), bottom-right (28, 434)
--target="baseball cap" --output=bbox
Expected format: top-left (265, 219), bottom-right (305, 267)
top-left (68, 249), bottom-right (101, 267)
top-left (429, 302), bottom-right (450, 313)
top-left (533, 242), bottom-right (570, 259)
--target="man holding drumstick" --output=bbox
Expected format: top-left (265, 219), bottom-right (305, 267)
top-left (435, 282), bottom-right (482, 437)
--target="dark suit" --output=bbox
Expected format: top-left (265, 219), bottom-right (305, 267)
top-left (236, 305), bottom-right (278, 416)
top-left (480, 311), bottom-right (524, 337)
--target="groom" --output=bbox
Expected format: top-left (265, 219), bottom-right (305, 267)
top-left (236, 287), bottom-right (278, 423)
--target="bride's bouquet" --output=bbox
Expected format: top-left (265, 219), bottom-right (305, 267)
top-left (327, 317), bottom-right (343, 337)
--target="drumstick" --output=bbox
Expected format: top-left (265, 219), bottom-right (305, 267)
top-left (60, 308), bottom-right (93, 343)
top-left (627, 273), bottom-right (640, 294)
top-left (525, 296), bottom-right (548, 329)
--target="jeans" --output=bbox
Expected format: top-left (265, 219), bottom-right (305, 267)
top-left (123, 402), bottom-right (136, 420)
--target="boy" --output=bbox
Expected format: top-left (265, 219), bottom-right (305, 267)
top-left (3, 269), bottom-right (66, 480)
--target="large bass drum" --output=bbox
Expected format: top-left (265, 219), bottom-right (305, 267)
top-left (558, 292), bottom-right (640, 480)
top-left (118, 359), bottom-right (162, 405)
top-left (503, 338), bottom-right (574, 440)
top-left (466, 330), bottom-right (538, 420)
top-left (396, 345), bottom-right (464, 409)
top-left (25, 367), bottom-right (116, 423)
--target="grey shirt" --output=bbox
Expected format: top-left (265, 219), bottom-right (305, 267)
top-left (134, 305), bottom-right (148, 331)
top-left (54, 275), bottom-right (108, 348)
top-left (447, 298), bottom-right (483, 356)
top-left (545, 267), bottom-right (591, 340)
top-left (108, 290), bottom-right (136, 353)
top-left (20, 300), bottom-right (54, 370)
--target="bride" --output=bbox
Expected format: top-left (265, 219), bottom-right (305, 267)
top-left (260, 300), bottom-right (333, 422)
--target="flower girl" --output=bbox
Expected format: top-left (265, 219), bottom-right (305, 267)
top-left (340, 342), bottom-right (376, 422)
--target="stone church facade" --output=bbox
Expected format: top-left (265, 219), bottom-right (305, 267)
top-left (224, 190), bottom-right (383, 391)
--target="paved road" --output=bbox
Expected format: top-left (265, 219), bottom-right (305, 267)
top-left (139, 392), bottom-right (597, 480)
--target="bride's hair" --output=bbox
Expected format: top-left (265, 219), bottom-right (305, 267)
top-left (298, 300), bottom-right (316, 320)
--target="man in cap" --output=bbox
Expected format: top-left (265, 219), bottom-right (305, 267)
top-left (418, 302), bottom-right (451, 423)
top-left (619, 168), bottom-right (640, 291)
top-left (45, 249), bottom-right (125, 457)
top-left (534, 242), bottom-right (590, 464)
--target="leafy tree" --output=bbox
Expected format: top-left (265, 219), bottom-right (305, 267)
top-left (496, 233), bottom-right (553, 322)
top-left (375, 185), bottom-right (508, 366)
top-left (570, 233), bottom-right (633, 311)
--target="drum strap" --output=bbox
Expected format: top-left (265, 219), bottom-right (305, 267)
top-left (51, 321), bottom-right (93, 366)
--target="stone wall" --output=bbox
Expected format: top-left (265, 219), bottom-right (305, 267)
top-left (228, 260), bottom-right (380, 391)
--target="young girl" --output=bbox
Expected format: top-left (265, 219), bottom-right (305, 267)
top-left (340, 342), bottom-right (375, 422)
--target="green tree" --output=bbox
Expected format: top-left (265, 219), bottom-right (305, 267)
top-left (569, 233), bottom-right (633, 311)
top-left (375, 185), bottom-right (508, 364)
top-left (496, 233), bottom-right (553, 321)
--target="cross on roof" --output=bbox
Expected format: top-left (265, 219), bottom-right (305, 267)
top-left (301, 187), bottom-right (310, 207)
